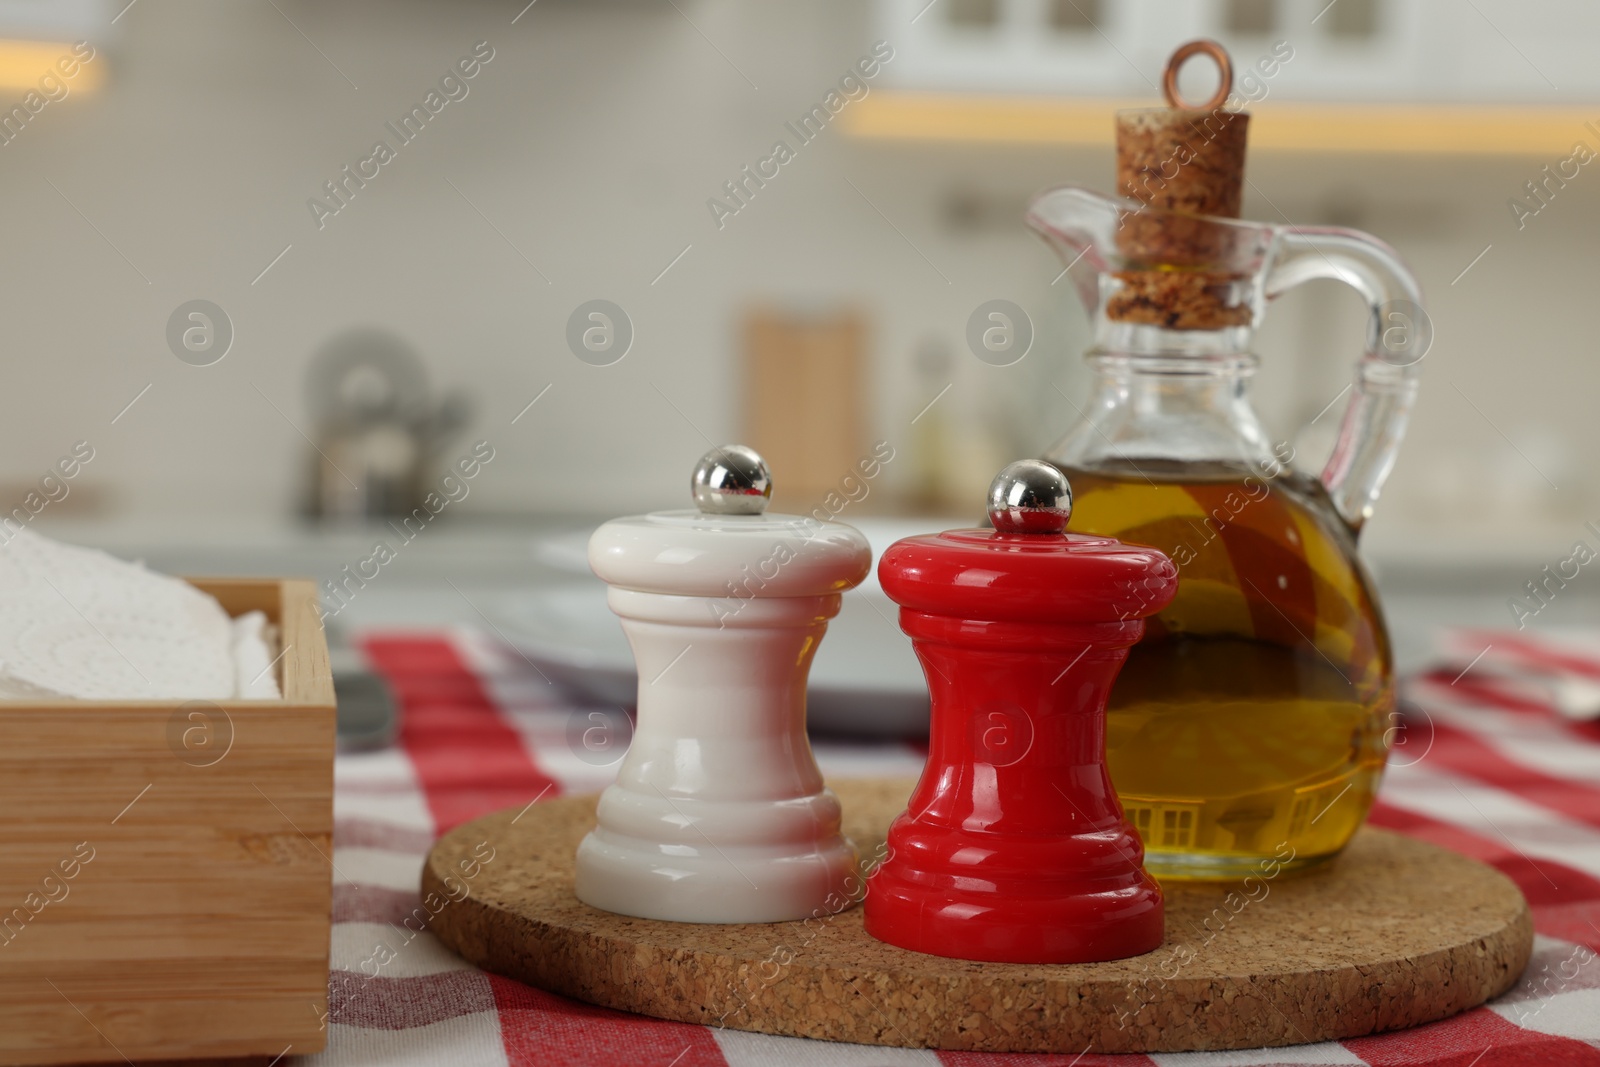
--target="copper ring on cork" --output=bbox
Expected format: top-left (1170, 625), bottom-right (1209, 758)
top-left (1162, 39), bottom-right (1233, 112)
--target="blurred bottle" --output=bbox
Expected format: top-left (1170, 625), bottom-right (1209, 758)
top-left (908, 336), bottom-right (954, 512)
top-left (908, 335), bottom-right (1012, 515)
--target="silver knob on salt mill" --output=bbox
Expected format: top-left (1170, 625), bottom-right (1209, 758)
top-left (691, 445), bottom-right (773, 516)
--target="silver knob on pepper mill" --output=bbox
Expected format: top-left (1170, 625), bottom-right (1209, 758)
top-left (691, 445), bottom-right (772, 516)
top-left (988, 459), bottom-right (1073, 535)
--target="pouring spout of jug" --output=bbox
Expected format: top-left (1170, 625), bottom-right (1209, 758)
top-left (1024, 186), bottom-right (1123, 321)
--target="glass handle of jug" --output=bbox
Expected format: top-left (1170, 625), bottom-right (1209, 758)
top-left (1264, 228), bottom-right (1428, 536)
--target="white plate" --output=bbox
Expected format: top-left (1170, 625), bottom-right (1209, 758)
top-left (497, 518), bottom-right (975, 736)
top-left (488, 583), bottom-right (929, 736)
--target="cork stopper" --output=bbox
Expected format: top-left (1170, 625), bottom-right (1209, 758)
top-left (1116, 40), bottom-right (1248, 217)
top-left (1111, 40), bottom-right (1252, 331)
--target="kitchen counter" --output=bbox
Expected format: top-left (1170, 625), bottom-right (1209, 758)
top-left (28, 513), bottom-right (1600, 680)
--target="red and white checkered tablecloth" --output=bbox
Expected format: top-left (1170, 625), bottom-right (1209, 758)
top-left (303, 629), bottom-right (1600, 1067)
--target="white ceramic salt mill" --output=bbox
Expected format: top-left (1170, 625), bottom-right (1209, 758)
top-left (574, 445), bottom-right (870, 923)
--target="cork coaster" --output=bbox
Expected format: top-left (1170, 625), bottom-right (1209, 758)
top-left (425, 778), bottom-right (1531, 1055)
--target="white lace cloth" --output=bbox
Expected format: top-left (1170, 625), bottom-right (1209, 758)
top-left (0, 528), bottom-right (281, 700)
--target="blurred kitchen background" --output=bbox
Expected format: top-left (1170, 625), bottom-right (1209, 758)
top-left (5, 0), bottom-right (1600, 656)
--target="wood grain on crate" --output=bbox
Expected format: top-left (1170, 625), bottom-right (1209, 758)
top-left (0, 579), bottom-right (336, 1066)
top-left (426, 777), bottom-right (1532, 1055)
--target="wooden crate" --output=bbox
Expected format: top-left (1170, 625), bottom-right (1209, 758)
top-left (0, 579), bottom-right (336, 1065)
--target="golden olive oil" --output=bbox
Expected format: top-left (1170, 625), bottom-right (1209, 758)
top-left (1063, 461), bottom-right (1393, 880)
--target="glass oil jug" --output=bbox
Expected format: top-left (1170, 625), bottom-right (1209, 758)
top-left (1028, 182), bottom-right (1427, 879)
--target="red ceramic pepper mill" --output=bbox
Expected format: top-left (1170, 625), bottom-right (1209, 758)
top-left (865, 460), bottom-right (1179, 964)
